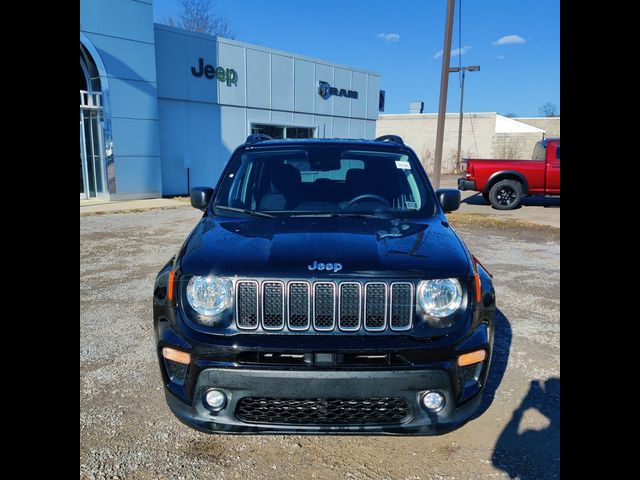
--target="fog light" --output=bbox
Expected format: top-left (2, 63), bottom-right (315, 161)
top-left (421, 391), bottom-right (445, 412)
top-left (203, 389), bottom-right (227, 411)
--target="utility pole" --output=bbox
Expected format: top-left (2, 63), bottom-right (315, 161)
top-left (432, 0), bottom-right (456, 189)
top-left (449, 65), bottom-right (480, 173)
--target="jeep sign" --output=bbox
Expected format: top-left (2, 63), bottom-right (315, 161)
top-left (191, 57), bottom-right (238, 86)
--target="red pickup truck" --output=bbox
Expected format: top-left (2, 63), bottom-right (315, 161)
top-left (458, 137), bottom-right (560, 210)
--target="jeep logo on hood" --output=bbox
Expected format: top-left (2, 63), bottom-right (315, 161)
top-left (308, 261), bottom-right (342, 272)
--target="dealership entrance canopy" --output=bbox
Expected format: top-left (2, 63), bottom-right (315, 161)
top-left (80, 0), bottom-right (381, 201)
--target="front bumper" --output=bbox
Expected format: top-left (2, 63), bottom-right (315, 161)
top-left (458, 178), bottom-right (476, 191)
top-left (164, 365), bottom-right (485, 435)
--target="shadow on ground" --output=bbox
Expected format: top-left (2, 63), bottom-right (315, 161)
top-left (463, 193), bottom-right (560, 208)
top-left (492, 377), bottom-right (560, 479)
top-left (479, 310), bottom-right (559, 479)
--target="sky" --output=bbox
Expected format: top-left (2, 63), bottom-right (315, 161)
top-left (153, 0), bottom-right (560, 117)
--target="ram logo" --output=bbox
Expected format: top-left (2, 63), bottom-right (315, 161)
top-left (318, 81), bottom-right (358, 100)
top-left (318, 81), bottom-right (331, 98)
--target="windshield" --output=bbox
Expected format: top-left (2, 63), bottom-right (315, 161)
top-left (213, 144), bottom-right (436, 218)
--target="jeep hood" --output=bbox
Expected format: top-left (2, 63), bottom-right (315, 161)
top-left (178, 216), bottom-right (471, 279)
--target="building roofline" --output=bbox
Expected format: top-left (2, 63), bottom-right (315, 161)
top-left (378, 112), bottom-right (498, 118)
top-left (153, 23), bottom-right (380, 76)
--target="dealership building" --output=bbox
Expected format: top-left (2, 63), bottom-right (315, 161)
top-left (80, 0), bottom-right (381, 201)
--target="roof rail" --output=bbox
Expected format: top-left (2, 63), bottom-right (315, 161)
top-left (245, 133), bottom-right (273, 145)
top-left (375, 135), bottom-right (405, 145)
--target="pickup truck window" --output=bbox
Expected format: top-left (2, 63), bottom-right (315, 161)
top-left (215, 144), bottom-right (436, 218)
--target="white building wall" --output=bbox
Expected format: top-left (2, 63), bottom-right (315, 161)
top-left (376, 113), bottom-right (552, 174)
top-left (515, 117), bottom-right (560, 137)
top-left (376, 113), bottom-right (497, 174)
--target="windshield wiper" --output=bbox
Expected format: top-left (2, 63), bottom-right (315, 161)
top-left (214, 205), bottom-right (275, 218)
top-left (287, 212), bottom-right (388, 219)
top-left (329, 213), bottom-right (382, 219)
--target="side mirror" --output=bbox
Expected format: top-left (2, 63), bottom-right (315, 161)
top-left (436, 188), bottom-right (461, 212)
top-left (190, 187), bottom-right (214, 211)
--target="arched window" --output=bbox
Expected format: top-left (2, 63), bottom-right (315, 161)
top-left (80, 44), bottom-right (101, 94)
top-left (80, 43), bottom-right (105, 199)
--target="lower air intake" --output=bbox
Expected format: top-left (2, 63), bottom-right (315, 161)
top-left (235, 397), bottom-right (410, 425)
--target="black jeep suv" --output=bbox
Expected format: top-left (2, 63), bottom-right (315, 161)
top-left (153, 134), bottom-right (496, 435)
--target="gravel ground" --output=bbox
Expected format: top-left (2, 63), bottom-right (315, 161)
top-left (80, 207), bottom-right (559, 480)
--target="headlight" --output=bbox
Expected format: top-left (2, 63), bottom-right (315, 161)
top-left (186, 276), bottom-right (233, 316)
top-left (417, 278), bottom-right (463, 318)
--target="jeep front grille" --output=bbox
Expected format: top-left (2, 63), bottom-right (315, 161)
top-left (235, 280), bottom-right (413, 333)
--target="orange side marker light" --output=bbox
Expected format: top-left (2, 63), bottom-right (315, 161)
top-left (458, 349), bottom-right (487, 367)
top-left (162, 347), bottom-right (191, 365)
top-left (168, 270), bottom-right (176, 302)
top-left (474, 271), bottom-right (482, 303)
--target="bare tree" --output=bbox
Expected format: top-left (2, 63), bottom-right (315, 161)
top-left (448, 148), bottom-right (477, 174)
top-left (538, 102), bottom-right (559, 117)
top-left (421, 148), bottom-right (434, 174)
top-left (161, 0), bottom-right (235, 38)
top-left (496, 138), bottom-right (523, 159)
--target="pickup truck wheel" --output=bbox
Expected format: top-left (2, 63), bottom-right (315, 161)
top-left (489, 179), bottom-right (523, 210)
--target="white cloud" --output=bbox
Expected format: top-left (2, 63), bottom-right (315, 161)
top-left (434, 45), bottom-right (471, 59)
top-left (492, 35), bottom-right (526, 46)
top-left (497, 54), bottom-right (505, 60)
top-left (377, 33), bottom-right (400, 43)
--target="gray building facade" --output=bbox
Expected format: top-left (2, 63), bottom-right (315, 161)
top-left (80, 0), bottom-right (380, 201)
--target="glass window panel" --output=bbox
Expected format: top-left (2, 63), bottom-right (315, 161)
top-left (286, 127), bottom-right (314, 139)
top-left (91, 111), bottom-right (104, 193)
top-left (251, 124), bottom-right (284, 139)
top-left (83, 115), bottom-right (96, 196)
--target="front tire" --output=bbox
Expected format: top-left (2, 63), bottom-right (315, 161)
top-left (489, 179), bottom-right (523, 210)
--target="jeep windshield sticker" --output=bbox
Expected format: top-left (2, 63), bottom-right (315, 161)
top-left (395, 160), bottom-right (411, 169)
top-left (405, 201), bottom-right (418, 209)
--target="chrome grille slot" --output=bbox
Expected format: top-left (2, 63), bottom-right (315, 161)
top-left (339, 282), bottom-right (361, 331)
top-left (236, 281), bottom-right (258, 329)
top-left (364, 283), bottom-right (387, 331)
top-left (288, 282), bottom-right (310, 330)
top-left (313, 282), bottom-right (336, 330)
top-left (262, 281), bottom-right (284, 329)
top-left (390, 283), bottom-right (413, 331)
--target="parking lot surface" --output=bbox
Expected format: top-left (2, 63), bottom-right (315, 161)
top-left (80, 208), bottom-right (559, 480)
